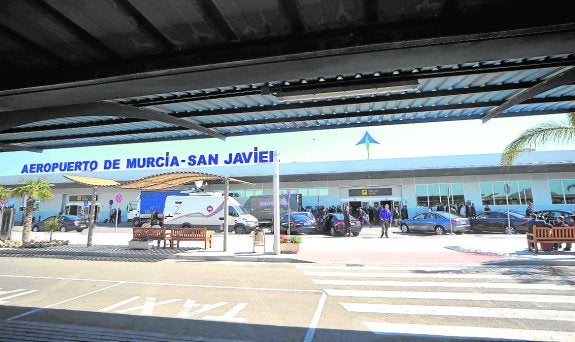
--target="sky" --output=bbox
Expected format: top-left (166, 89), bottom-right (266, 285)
top-left (1, 113), bottom-right (574, 177)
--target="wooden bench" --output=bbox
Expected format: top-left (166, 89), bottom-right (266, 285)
top-left (170, 227), bottom-right (214, 249)
top-left (132, 227), bottom-right (170, 248)
top-left (527, 225), bottom-right (575, 253)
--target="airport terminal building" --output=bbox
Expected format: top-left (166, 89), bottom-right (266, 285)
top-left (1, 150), bottom-right (574, 223)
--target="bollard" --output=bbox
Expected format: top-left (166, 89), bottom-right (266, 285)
top-left (253, 228), bottom-right (265, 253)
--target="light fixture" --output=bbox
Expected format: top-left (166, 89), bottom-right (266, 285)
top-left (262, 79), bottom-right (419, 102)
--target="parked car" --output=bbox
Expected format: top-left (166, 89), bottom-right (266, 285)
top-left (32, 215), bottom-right (88, 232)
top-left (535, 210), bottom-right (575, 226)
top-left (400, 211), bottom-right (470, 235)
top-left (280, 211), bottom-right (319, 234)
top-left (470, 211), bottom-right (530, 234)
top-left (322, 213), bottom-right (362, 236)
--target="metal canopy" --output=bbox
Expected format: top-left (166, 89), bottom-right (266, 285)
top-left (0, 1), bottom-right (574, 152)
top-left (64, 172), bottom-right (252, 191)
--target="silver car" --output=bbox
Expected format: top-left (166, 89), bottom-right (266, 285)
top-left (400, 211), bottom-right (470, 235)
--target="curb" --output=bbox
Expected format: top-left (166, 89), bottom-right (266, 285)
top-left (2, 247), bottom-right (574, 266)
top-left (0, 248), bottom-right (308, 263)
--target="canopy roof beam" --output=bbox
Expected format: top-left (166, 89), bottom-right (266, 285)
top-left (482, 66), bottom-right (575, 123)
top-left (0, 102), bottom-right (226, 140)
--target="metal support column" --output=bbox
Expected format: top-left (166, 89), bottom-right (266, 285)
top-left (273, 151), bottom-right (280, 255)
top-left (86, 186), bottom-right (97, 247)
top-left (223, 178), bottom-right (229, 251)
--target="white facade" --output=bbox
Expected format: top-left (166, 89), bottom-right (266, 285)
top-left (3, 151), bottom-right (575, 223)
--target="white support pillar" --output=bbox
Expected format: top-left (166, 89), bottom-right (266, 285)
top-left (273, 151), bottom-right (280, 255)
top-left (223, 178), bottom-right (229, 251)
top-left (86, 186), bottom-right (97, 247)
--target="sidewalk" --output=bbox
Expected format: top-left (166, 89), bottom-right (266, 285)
top-left (2, 225), bottom-right (574, 266)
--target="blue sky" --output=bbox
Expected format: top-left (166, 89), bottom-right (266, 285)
top-left (1, 113), bottom-right (574, 177)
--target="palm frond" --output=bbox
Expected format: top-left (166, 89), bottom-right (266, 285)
top-left (500, 118), bottom-right (575, 166)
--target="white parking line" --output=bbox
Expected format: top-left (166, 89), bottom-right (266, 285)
top-left (304, 292), bottom-right (327, 342)
top-left (0, 290), bottom-right (38, 304)
top-left (313, 279), bottom-right (575, 290)
top-left (6, 282), bottom-right (125, 321)
top-left (342, 303), bottom-right (575, 322)
top-left (324, 289), bottom-right (575, 303)
top-left (363, 322), bottom-right (575, 341)
top-left (0, 274), bottom-right (322, 293)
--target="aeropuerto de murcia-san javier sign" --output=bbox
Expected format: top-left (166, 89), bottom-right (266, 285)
top-left (20, 147), bottom-right (274, 174)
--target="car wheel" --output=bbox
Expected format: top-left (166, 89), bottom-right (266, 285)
top-left (235, 226), bottom-right (246, 234)
top-left (133, 218), bottom-right (141, 227)
top-left (32, 226), bottom-right (39, 232)
top-left (434, 226), bottom-right (445, 235)
top-left (400, 224), bottom-right (409, 233)
top-left (60, 226), bottom-right (66, 232)
top-left (504, 226), bottom-right (516, 234)
top-left (330, 226), bottom-right (336, 236)
top-left (352, 232), bottom-right (359, 237)
top-left (76, 229), bottom-right (83, 232)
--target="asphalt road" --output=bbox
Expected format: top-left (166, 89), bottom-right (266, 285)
top-left (1, 257), bottom-right (574, 341)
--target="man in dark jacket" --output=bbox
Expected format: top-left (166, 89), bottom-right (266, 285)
top-left (400, 205), bottom-right (408, 220)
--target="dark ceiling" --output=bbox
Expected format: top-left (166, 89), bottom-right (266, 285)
top-left (1, 0), bottom-right (574, 152)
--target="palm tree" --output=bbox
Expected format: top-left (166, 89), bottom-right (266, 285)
top-left (0, 186), bottom-right (10, 233)
top-left (0, 186), bottom-right (10, 202)
top-left (11, 179), bottom-right (54, 244)
top-left (501, 113), bottom-right (575, 166)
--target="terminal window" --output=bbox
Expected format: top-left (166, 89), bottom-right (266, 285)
top-left (480, 181), bottom-right (532, 206)
top-left (416, 183), bottom-right (464, 208)
top-left (548, 179), bottom-right (575, 204)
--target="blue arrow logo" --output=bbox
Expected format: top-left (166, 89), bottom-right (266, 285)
top-left (355, 131), bottom-right (380, 159)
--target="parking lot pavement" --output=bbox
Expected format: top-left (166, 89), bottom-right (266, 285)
top-left (3, 225), bottom-right (575, 265)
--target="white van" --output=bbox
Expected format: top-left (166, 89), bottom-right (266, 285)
top-left (163, 193), bottom-right (259, 234)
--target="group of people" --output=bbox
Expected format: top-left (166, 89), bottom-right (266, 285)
top-left (336, 203), bottom-right (408, 238)
top-left (434, 201), bottom-right (477, 218)
top-left (527, 202), bottom-right (573, 252)
top-left (528, 212), bottom-right (573, 252)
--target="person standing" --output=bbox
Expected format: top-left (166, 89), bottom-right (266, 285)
top-left (360, 206), bottom-right (372, 227)
top-left (343, 204), bottom-right (352, 237)
top-left (392, 207), bottom-right (400, 227)
top-left (400, 205), bottom-right (408, 220)
top-left (379, 204), bottom-right (392, 238)
top-left (484, 203), bottom-right (491, 212)
top-left (469, 203), bottom-right (476, 218)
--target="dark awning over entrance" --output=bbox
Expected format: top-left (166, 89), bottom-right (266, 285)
top-left (1, 1), bottom-right (574, 152)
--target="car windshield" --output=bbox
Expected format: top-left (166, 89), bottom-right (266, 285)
top-left (234, 206), bottom-right (246, 215)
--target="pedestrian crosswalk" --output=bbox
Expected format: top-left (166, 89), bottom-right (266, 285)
top-left (297, 264), bottom-right (575, 341)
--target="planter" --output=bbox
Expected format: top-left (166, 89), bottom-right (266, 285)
top-left (280, 242), bottom-right (300, 254)
top-left (128, 240), bottom-right (153, 250)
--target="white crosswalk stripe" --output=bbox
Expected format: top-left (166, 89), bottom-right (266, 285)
top-left (325, 289), bottom-right (574, 303)
top-left (300, 264), bottom-right (575, 341)
top-left (363, 322), bottom-right (575, 341)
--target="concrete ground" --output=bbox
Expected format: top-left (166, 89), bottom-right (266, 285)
top-left (3, 224), bottom-right (574, 266)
